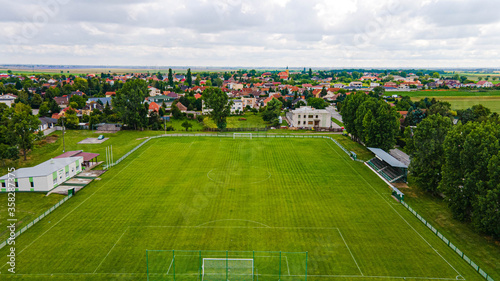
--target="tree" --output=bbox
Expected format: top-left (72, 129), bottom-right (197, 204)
top-left (69, 94), bottom-right (87, 109)
top-left (181, 120), bottom-right (193, 131)
top-left (0, 144), bottom-right (18, 166)
top-left (63, 108), bottom-right (80, 129)
top-left (168, 68), bottom-right (174, 87)
top-left (262, 98), bottom-right (283, 122)
top-left (362, 100), bottom-right (400, 150)
top-left (113, 79), bottom-right (149, 130)
top-left (308, 68), bottom-right (312, 77)
top-left (295, 100), bottom-right (306, 108)
top-left (306, 97), bottom-right (328, 109)
top-left (31, 93), bottom-right (43, 109)
top-left (405, 114), bottom-right (452, 194)
top-left (340, 92), bottom-right (369, 141)
top-left (186, 68), bottom-right (192, 87)
top-left (373, 86), bottom-right (385, 96)
top-left (10, 103), bottom-right (41, 160)
top-left (38, 102), bottom-right (50, 117)
top-left (202, 88), bottom-right (233, 130)
top-left (440, 121), bottom-right (500, 238)
top-left (428, 101), bottom-right (452, 117)
top-left (171, 102), bottom-right (183, 119)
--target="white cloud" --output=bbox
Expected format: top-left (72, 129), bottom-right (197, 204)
top-left (0, 0), bottom-right (500, 67)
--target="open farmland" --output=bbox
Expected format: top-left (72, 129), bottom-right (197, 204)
top-left (0, 137), bottom-right (490, 281)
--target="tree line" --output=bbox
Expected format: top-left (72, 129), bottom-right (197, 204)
top-left (405, 107), bottom-right (500, 238)
top-left (340, 92), bottom-right (400, 151)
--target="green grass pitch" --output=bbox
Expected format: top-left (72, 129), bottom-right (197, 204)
top-left (0, 137), bottom-right (486, 280)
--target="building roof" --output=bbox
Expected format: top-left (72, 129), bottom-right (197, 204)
top-left (292, 106), bottom-right (329, 114)
top-left (367, 147), bottom-right (408, 168)
top-left (0, 157), bottom-right (83, 180)
top-left (54, 151), bottom-right (99, 162)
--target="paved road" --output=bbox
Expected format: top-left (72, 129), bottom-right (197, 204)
top-left (326, 106), bottom-right (343, 123)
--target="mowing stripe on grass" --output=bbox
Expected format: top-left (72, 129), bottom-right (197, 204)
top-left (323, 139), bottom-right (464, 279)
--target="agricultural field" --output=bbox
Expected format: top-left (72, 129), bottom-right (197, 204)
top-left (393, 90), bottom-right (500, 97)
top-left (0, 136), bottom-right (492, 281)
top-left (406, 96), bottom-right (500, 113)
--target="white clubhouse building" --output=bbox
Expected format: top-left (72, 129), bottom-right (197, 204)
top-left (0, 157), bottom-right (83, 192)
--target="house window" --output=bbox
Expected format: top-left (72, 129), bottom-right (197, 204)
top-left (303, 121), bottom-right (306, 125)
top-left (308, 121), bottom-right (313, 125)
top-left (298, 115), bottom-right (301, 118)
top-left (53, 178), bottom-right (57, 185)
top-left (1, 182), bottom-right (5, 188)
top-left (308, 115), bottom-right (313, 118)
top-left (316, 115), bottom-right (318, 118)
top-left (65, 171), bottom-right (69, 178)
top-left (30, 181), bottom-right (34, 188)
top-left (15, 181), bottom-right (18, 188)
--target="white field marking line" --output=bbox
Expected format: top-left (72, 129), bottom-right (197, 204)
top-left (166, 258), bottom-right (174, 274)
top-left (285, 255), bottom-right (290, 276)
top-left (10, 272), bottom-right (461, 280)
top-left (337, 228), bottom-right (363, 276)
top-left (93, 227), bottom-right (129, 273)
top-left (324, 139), bottom-right (464, 279)
top-left (0, 143), bottom-right (155, 270)
top-left (196, 219), bottom-right (272, 228)
top-left (135, 225), bottom-right (340, 230)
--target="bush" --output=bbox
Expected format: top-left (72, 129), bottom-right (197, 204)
top-left (166, 125), bottom-right (175, 131)
top-left (196, 115), bottom-right (204, 122)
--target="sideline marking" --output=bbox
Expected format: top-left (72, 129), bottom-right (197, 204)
top-left (324, 139), bottom-right (464, 280)
top-left (94, 227), bottom-right (128, 273)
top-left (0, 142), bottom-right (155, 270)
top-left (337, 229), bottom-right (363, 276)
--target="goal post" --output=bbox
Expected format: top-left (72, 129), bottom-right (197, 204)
top-left (202, 258), bottom-right (254, 281)
top-left (146, 250), bottom-right (307, 281)
top-left (233, 133), bottom-right (252, 139)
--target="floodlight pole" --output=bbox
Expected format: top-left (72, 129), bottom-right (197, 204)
top-left (62, 118), bottom-right (66, 152)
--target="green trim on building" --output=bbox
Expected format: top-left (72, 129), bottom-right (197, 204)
top-left (1, 188), bottom-right (5, 192)
top-left (30, 188), bottom-right (34, 191)
top-left (15, 188), bottom-right (18, 191)
top-left (53, 172), bottom-right (57, 180)
top-left (0, 180), bottom-right (4, 183)
top-left (29, 177), bottom-right (33, 183)
top-left (65, 165), bottom-right (69, 173)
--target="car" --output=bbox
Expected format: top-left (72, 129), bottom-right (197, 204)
top-left (97, 135), bottom-right (104, 140)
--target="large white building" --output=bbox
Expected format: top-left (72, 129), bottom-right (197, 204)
top-left (287, 106), bottom-right (332, 129)
top-left (0, 157), bottom-right (83, 192)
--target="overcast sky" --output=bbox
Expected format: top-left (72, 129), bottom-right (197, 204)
top-left (1, 0), bottom-right (500, 68)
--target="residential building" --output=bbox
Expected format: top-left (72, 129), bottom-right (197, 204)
top-left (287, 106), bottom-right (332, 129)
top-left (38, 117), bottom-right (58, 132)
top-left (0, 94), bottom-right (17, 107)
top-left (477, 81), bottom-right (493, 88)
top-left (231, 99), bottom-right (243, 114)
top-left (349, 81), bottom-right (363, 88)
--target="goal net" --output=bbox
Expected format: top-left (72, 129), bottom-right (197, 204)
top-left (202, 258), bottom-right (253, 281)
top-left (146, 250), bottom-right (308, 281)
top-left (233, 133), bottom-right (252, 139)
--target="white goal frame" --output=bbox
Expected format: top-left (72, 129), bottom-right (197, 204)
top-left (233, 133), bottom-right (252, 139)
top-left (202, 258), bottom-right (254, 280)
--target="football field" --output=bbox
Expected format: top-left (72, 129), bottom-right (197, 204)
top-left (0, 137), bottom-right (485, 280)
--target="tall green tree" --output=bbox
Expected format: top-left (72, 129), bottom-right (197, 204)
top-left (186, 68), bottom-right (193, 87)
top-left (202, 88), bottom-right (233, 130)
top-left (340, 92), bottom-right (368, 141)
top-left (262, 98), bottom-right (283, 123)
top-left (440, 121), bottom-right (500, 238)
top-left (168, 68), bottom-right (174, 87)
top-left (405, 114), bottom-right (452, 194)
top-left (10, 103), bottom-right (41, 160)
top-left (113, 79), bottom-right (149, 130)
